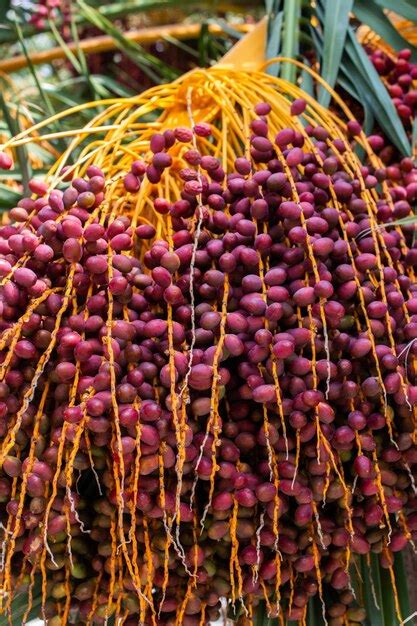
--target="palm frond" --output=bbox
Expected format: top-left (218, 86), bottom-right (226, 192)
top-left (318, 0), bottom-right (353, 108)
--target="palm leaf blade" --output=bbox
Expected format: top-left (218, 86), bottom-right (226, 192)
top-left (318, 0), bottom-right (353, 108)
top-left (280, 0), bottom-right (301, 83)
top-left (372, 0), bottom-right (417, 22)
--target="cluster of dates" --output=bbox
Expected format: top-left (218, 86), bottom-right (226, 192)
top-left (0, 95), bottom-right (416, 626)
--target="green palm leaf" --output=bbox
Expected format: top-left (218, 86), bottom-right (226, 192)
top-left (361, 554), bottom-right (385, 626)
top-left (76, 0), bottom-right (179, 83)
top-left (0, 578), bottom-right (42, 626)
top-left (266, 0), bottom-right (283, 76)
top-left (280, 0), bottom-right (301, 83)
top-left (318, 0), bottom-right (353, 108)
top-left (371, 0), bottom-right (417, 22)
